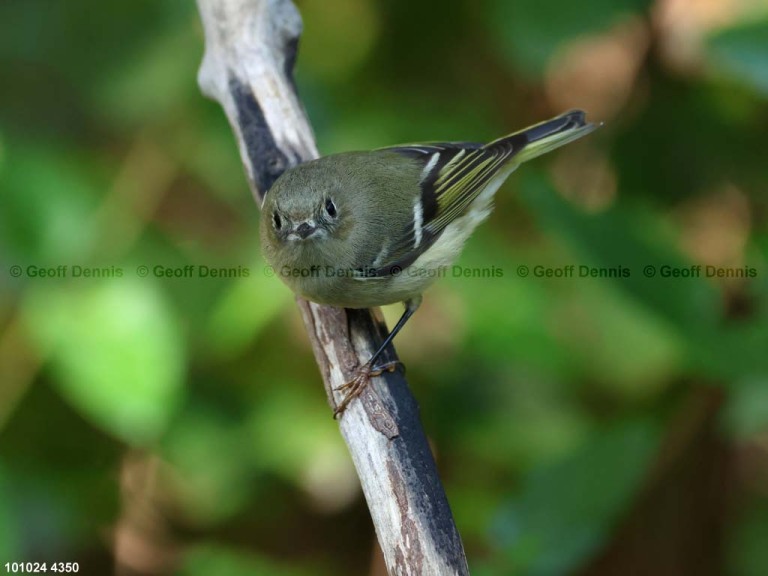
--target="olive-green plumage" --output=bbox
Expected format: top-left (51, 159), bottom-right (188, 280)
top-left (260, 110), bottom-right (598, 309)
top-left (261, 151), bottom-right (423, 306)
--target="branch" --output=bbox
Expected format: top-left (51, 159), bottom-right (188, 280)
top-left (196, 1), bottom-right (469, 573)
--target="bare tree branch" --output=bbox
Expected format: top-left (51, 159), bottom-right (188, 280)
top-left (196, 1), bottom-right (469, 573)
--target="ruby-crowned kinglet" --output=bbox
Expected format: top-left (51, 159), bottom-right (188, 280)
top-left (261, 110), bottom-right (598, 414)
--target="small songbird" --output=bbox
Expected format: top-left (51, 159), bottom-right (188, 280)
top-left (261, 110), bottom-right (598, 415)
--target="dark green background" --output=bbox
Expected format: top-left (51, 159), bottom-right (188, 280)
top-left (1, 0), bottom-right (767, 574)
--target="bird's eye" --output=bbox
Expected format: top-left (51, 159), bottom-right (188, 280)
top-left (325, 198), bottom-right (337, 218)
top-left (272, 211), bottom-right (282, 230)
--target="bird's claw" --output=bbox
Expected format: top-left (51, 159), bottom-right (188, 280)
top-left (333, 360), bottom-right (404, 417)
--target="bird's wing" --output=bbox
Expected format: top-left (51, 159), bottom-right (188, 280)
top-left (357, 110), bottom-right (596, 278)
top-left (364, 141), bottom-right (510, 276)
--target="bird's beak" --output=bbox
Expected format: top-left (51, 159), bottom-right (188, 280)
top-left (290, 221), bottom-right (317, 240)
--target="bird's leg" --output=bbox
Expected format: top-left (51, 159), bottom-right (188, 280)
top-left (333, 296), bottom-right (421, 417)
top-left (332, 360), bottom-right (403, 416)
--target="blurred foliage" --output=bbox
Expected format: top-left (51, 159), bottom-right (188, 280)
top-left (489, 0), bottom-right (653, 77)
top-left (492, 419), bottom-right (660, 574)
top-left (1, 0), bottom-right (768, 575)
top-left (708, 18), bottom-right (768, 95)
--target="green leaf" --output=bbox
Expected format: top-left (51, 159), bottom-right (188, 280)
top-left (205, 257), bottom-right (292, 359)
top-left (23, 277), bottom-right (185, 445)
top-left (488, 0), bottom-right (652, 77)
top-left (708, 19), bottom-right (768, 96)
top-left (519, 173), bottom-right (768, 383)
top-left (454, 238), bottom-right (571, 377)
top-left (561, 282), bottom-right (684, 399)
top-left (0, 143), bottom-right (99, 263)
top-left (493, 419), bottom-right (660, 575)
top-left (519, 173), bottom-right (719, 329)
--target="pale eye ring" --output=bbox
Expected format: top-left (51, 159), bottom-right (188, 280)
top-left (272, 211), bottom-right (282, 230)
top-left (325, 198), bottom-right (337, 218)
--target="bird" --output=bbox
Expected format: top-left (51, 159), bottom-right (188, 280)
top-left (260, 109), bottom-right (599, 415)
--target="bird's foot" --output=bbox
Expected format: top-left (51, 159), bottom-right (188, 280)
top-left (333, 360), bottom-right (404, 417)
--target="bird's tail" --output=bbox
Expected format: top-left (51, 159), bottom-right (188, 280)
top-left (487, 110), bottom-right (599, 164)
